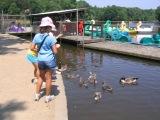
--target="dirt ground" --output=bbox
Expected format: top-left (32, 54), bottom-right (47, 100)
top-left (0, 34), bottom-right (68, 120)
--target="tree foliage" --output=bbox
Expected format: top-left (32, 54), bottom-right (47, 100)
top-left (0, 0), bottom-right (158, 21)
top-left (8, 3), bottom-right (20, 14)
top-left (155, 6), bottom-right (160, 21)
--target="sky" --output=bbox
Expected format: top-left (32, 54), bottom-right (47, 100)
top-left (85, 0), bottom-right (160, 9)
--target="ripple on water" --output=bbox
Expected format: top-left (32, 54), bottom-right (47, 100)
top-left (61, 44), bottom-right (160, 120)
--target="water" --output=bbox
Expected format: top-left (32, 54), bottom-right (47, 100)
top-left (59, 44), bottom-right (160, 120)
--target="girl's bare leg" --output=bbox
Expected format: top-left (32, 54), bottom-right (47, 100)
top-left (45, 69), bottom-right (53, 96)
top-left (32, 63), bottom-right (39, 78)
top-left (36, 70), bottom-right (45, 94)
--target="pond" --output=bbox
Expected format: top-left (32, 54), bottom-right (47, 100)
top-left (58, 44), bottom-right (160, 120)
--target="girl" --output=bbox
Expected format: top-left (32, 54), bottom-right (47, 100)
top-left (30, 17), bottom-right (59, 103)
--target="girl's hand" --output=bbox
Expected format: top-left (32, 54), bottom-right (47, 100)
top-left (56, 44), bottom-right (60, 48)
top-left (56, 34), bottom-right (63, 39)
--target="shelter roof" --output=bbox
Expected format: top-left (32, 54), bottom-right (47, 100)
top-left (30, 8), bottom-right (86, 16)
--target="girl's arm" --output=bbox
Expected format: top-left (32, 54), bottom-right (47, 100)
top-left (30, 43), bottom-right (37, 52)
top-left (52, 44), bottom-right (58, 54)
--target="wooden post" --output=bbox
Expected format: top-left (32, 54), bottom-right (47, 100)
top-left (101, 24), bottom-right (103, 38)
top-left (76, 9), bottom-right (78, 36)
top-left (1, 10), bottom-right (4, 33)
top-left (91, 24), bottom-right (93, 39)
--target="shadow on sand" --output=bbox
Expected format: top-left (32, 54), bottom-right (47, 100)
top-left (41, 84), bottom-right (60, 97)
top-left (0, 35), bottom-right (30, 55)
top-left (0, 99), bottom-right (26, 120)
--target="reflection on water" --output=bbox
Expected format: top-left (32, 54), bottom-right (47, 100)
top-left (59, 44), bottom-right (160, 120)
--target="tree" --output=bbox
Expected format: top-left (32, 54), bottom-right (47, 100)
top-left (0, 0), bottom-right (157, 21)
top-left (155, 6), bottom-right (160, 21)
top-left (28, 0), bottom-right (42, 13)
top-left (0, 0), bottom-right (12, 13)
top-left (76, 0), bottom-right (90, 8)
top-left (8, 3), bottom-right (20, 14)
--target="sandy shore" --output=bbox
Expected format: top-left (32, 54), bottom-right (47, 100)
top-left (0, 34), bottom-right (68, 120)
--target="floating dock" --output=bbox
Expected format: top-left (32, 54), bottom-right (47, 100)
top-left (84, 41), bottom-right (160, 61)
top-left (60, 35), bottom-right (104, 44)
top-left (59, 35), bottom-right (160, 61)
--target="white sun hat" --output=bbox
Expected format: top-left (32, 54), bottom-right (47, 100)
top-left (39, 17), bottom-right (57, 31)
top-left (39, 17), bottom-right (54, 27)
top-left (51, 24), bottom-right (57, 31)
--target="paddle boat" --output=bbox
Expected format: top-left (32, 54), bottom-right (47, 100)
top-left (128, 29), bottom-right (137, 34)
top-left (153, 33), bottom-right (160, 44)
top-left (137, 24), bottom-right (154, 33)
top-left (136, 21), bottom-right (154, 34)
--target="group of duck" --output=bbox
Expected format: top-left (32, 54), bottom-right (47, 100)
top-left (64, 71), bottom-right (138, 103)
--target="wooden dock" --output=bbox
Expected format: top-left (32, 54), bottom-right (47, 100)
top-left (58, 35), bottom-right (160, 61)
top-left (83, 41), bottom-right (160, 61)
top-left (59, 35), bottom-right (104, 44)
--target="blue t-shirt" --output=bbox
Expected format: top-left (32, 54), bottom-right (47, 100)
top-left (32, 33), bottom-right (57, 61)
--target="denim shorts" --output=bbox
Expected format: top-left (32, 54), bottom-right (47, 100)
top-left (26, 54), bottom-right (38, 63)
top-left (38, 59), bottom-right (57, 71)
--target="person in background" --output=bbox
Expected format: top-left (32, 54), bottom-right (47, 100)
top-left (8, 22), bottom-right (18, 32)
top-left (30, 16), bottom-right (59, 103)
top-left (78, 20), bottom-right (84, 36)
top-left (16, 23), bottom-right (25, 32)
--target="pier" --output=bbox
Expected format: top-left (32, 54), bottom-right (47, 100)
top-left (60, 35), bottom-right (104, 44)
top-left (58, 35), bottom-right (160, 61)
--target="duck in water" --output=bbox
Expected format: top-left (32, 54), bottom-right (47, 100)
top-left (88, 72), bottom-right (97, 86)
top-left (93, 92), bottom-right (102, 102)
top-left (120, 77), bottom-right (138, 85)
top-left (102, 82), bottom-right (113, 93)
top-left (66, 73), bottom-right (80, 79)
top-left (79, 77), bottom-right (88, 88)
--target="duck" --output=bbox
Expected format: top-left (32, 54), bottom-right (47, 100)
top-left (93, 92), bottom-right (102, 102)
top-left (102, 82), bottom-right (113, 93)
top-left (79, 77), bottom-right (88, 88)
top-left (119, 77), bottom-right (138, 85)
top-left (66, 74), bottom-right (75, 79)
top-left (88, 72), bottom-right (97, 86)
top-left (66, 73), bottom-right (80, 79)
top-left (79, 77), bottom-right (84, 87)
top-left (83, 80), bottom-right (89, 88)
